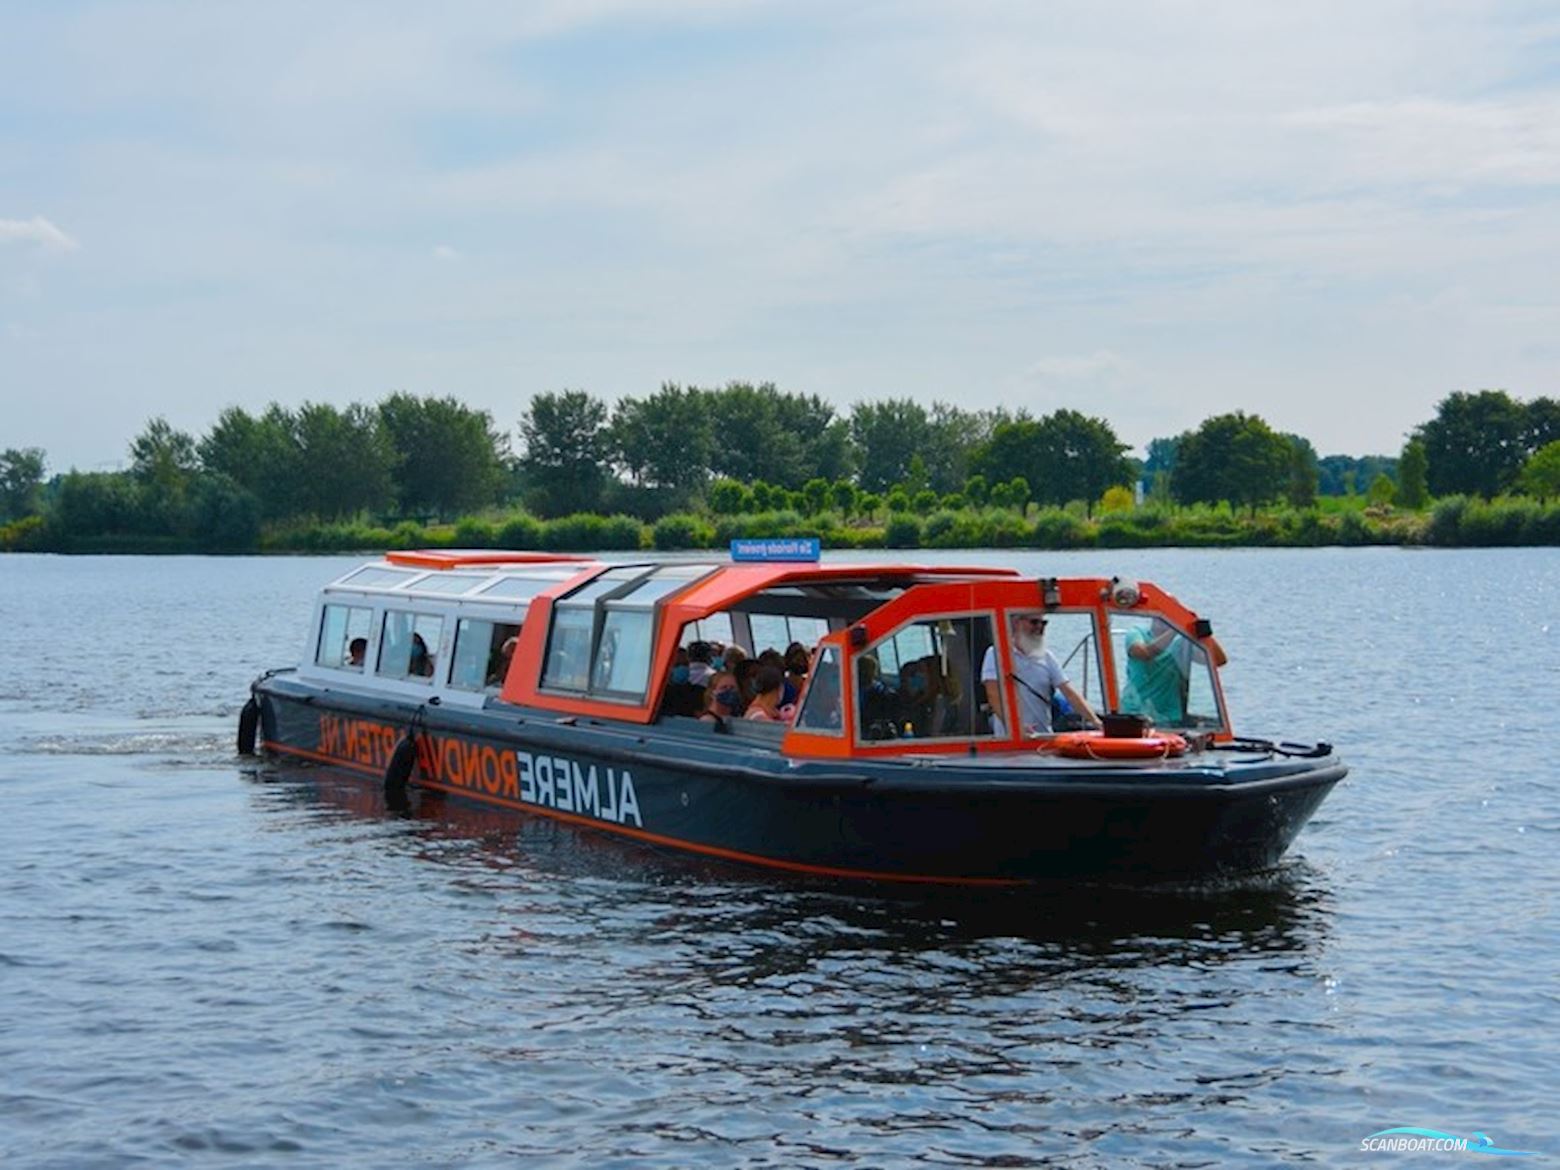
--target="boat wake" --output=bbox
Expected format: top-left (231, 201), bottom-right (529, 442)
top-left (16, 729), bottom-right (234, 759)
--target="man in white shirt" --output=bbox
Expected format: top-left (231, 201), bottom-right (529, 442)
top-left (980, 612), bottom-right (1100, 737)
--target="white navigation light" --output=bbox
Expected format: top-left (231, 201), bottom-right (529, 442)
top-left (1109, 577), bottom-right (1141, 607)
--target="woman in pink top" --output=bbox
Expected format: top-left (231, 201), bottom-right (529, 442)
top-left (744, 665), bottom-right (796, 724)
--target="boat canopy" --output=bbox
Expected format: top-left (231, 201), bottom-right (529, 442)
top-left (498, 559), bottom-right (1231, 752)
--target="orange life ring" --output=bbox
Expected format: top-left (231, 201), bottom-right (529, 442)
top-left (1047, 731), bottom-right (1189, 760)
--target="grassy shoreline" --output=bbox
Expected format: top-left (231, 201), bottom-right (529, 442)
top-left (8, 495), bottom-right (1558, 555)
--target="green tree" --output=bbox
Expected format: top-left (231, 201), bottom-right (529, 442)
top-left (1418, 389), bottom-right (1527, 498)
top-left (379, 393), bottom-right (507, 520)
top-left (1523, 396), bottom-right (1560, 454)
top-left (912, 488), bottom-right (938, 515)
top-left (706, 478), bottom-right (749, 515)
top-left (969, 415), bottom-right (1041, 490)
top-left (0, 447), bottom-right (46, 521)
top-left (850, 399), bottom-right (932, 492)
top-left (293, 402), bottom-right (396, 519)
top-left (1285, 435), bottom-right (1319, 507)
top-left (518, 390), bottom-right (611, 517)
top-left (1030, 410), bottom-right (1130, 512)
top-left (703, 382), bottom-right (850, 489)
top-left (51, 471), bottom-right (155, 539)
top-left (829, 479), bottom-right (858, 518)
top-left (921, 402), bottom-right (993, 494)
top-left (970, 411), bottom-right (1127, 512)
top-left (130, 417), bottom-right (198, 496)
top-left (1397, 438), bottom-right (1430, 508)
top-left (199, 404), bottom-right (306, 520)
top-left (802, 477), bottom-right (831, 516)
top-left (963, 474), bottom-right (988, 507)
top-left (1519, 440), bottom-right (1560, 501)
top-left (858, 492), bottom-right (882, 520)
top-left (1171, 412), bottom-right (1290, 513)
top-left (1141, 436), bottom-right (1180, 492)
top-left (190, 472), bottom-right (262, 550)
top-left (610, 383), bottom-right (712, 492)
top-left (1366, 472), bottom-right (1396, 506)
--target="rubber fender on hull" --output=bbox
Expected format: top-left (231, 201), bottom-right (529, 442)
top-left (384, 732), bottom-right (419, 812)
top-left (237, 697), bottom-right (259, 756)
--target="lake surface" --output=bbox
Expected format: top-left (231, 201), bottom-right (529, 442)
top-left (1, 548), bottom-right (1555, 1168)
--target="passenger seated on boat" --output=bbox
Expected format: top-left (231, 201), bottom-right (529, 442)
top-left (856, 654), bottom-right (900, 739)
top-left (980, 612), bottom-right (1099, 737)
top-left (785, 642), bottom-right (809, 680)
top-left (897, 656), bottom-right (941, 735)
top-left (346, 637), bottom-right (367, 668)
top-left (485, 635), bottom-right (518, 687)
top-left (745, 664), bottom-right (796, 724)
top-left (733, 658), bottom-right (761, 704)
top-left (687, 641), bottom-right (716, 686)
top-left (721, 643), bottom-right (746, 674)
top-left (409, 633), bottom-right (434, 678)
top-left (659, 649), bottom-right (706, 717)
top-left (698, 671), bottom-right (745, 723)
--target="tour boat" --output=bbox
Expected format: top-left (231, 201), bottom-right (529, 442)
top-left (240, 546), bottom-right (1345, 884)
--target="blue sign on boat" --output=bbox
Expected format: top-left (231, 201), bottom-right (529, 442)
top-left (729, 537), bottom-right (821, 563)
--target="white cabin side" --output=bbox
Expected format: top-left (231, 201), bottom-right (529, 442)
top-left (296, 559), bottom-right (599, 710)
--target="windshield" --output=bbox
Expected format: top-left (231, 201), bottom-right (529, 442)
top-left (1110, 612), bottom-right (1225, 731)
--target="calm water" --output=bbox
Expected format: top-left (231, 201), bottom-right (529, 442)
top-left (0, 549), bottom-right (1555, 1168)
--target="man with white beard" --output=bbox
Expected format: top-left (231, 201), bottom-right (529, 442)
top-left (980, 613), bottom-right (1100, 737)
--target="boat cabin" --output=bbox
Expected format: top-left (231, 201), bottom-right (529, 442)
top-left (298, 550), bottom-right (1231, 753)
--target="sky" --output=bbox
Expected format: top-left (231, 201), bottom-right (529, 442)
top-left (3, 0), bottom-right (1559, 473)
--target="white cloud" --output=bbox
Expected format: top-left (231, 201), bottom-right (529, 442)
top-left (432, 244), bottom-right (461, 261)
top-left (0, 216), bottom-right (79, 251)
top-left (1026, 351), bottom-right (1133, 380)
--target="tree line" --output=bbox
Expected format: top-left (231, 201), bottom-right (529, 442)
top-left (3, 383), bottom-right (1559, 552)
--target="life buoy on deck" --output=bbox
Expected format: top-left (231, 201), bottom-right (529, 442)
top-left (1048, 731), bottom-right (1189, 760)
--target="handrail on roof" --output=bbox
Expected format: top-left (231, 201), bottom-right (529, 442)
top-left (385, 549), bottom-right (598, 570)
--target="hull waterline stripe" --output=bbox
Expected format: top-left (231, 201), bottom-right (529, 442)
top-left (261, 739), bottom-right (1024, 887)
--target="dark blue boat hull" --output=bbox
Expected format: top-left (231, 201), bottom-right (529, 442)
top-left (253, 676), bottom-right (1343, 884)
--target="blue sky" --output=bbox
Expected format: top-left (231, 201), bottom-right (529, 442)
top-left (4, 0), bottom-right (1559, 472)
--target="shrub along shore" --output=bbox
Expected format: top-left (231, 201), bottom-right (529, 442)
top-left (8, 494), bottom-right (1556, 555)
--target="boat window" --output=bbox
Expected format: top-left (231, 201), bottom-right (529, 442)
top-left (680, 613), bottom-right (732, 648)
top-left (1040, 611), bottom-right (1107, 724)
top-left (590, 609), bottom-right (655, 696)
top-left (316, 603), bottom-right (372, 671)
top-left (857, 615), bottom-right (1000, 742)
top-left (404, 572), bottom-right (487, 595)
top-left (1111, 613), bottom-right (1225, 731)
top-left (786, 616), bottom-right (828, 649)
top-left (449, 618), bottom-right (522, 691)
top-left (561, 566), bottom-right (646, 605)
top-left (794, 646), bottom-right (844, 734)
top-left (613, 574), bottom-right (699, 606)
top-left (342, 566), bottom-right (418, 588)
top-left (476, 576), bottom-right (556, 601)
top-left (745, 613), bottom-right (833, 654)
top-left (378, 610), bottom-right (444, 684)
top-left (541, 605), bottom-right (593, 692)
top-left (749, 614), bottom-right (789, 654)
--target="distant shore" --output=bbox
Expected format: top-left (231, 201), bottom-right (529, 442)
top-left (6, 495), bottom-right (1556, 554)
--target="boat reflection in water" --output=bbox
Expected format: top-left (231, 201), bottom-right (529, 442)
top-left (247, 756), bottom-right (1334, 971)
